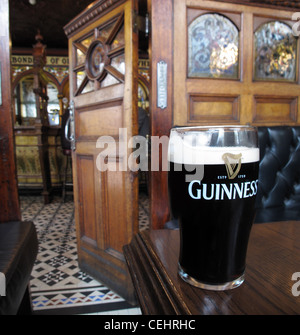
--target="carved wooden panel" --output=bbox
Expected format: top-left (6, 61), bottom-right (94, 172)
top-left (152, 0), bottom-right (300, 230)
top-left (77, 154), bottom-right (97, 246)
top-left (174, 0), bottom-right (300, 128)
top-left (253, 96), bottom-right (297, 123)
top-left (188, 94), bottom-right (239, 123)
top-left (101, 164), bottom-right (127, 255)
top-left (76, 99), bottom-right (123, 140)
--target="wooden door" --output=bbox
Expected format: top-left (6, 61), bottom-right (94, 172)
top-left (65, 0), bottom-right (138, 303)
top-left (150, 0), bottom-right (300, 229)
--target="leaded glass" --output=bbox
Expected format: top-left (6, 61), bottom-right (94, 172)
top-left (111, 26), bottom-right (125, 50)
top-left (98, 22), bottom-right (115, 41)
top-left (72, 13), bottom-right (126, 96)
top-left (111, 54), bottom-right (125, 74)
top-left (101, 74), bottom-right (119, 87)
top-left (188, 14), bottom-right (239, 79)
top-left (254, 21), bottom-right (297, 82)
top-left (81, 35), bottom-right (95, 49)
top-left (76, 71), bottom-right (93, 94)
top-left (76, 49), bottom-right (85, 66)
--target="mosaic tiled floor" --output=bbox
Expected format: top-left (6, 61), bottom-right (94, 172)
top-left (20, 192), bottom-right (149, 315)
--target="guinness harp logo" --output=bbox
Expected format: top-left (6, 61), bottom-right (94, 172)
top-left (222, 153), bottom-right (242, 179)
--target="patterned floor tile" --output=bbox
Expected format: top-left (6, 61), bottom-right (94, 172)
top-left (20, 192), bottom-right (149, 314)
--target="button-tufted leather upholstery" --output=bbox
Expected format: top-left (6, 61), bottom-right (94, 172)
top-left (255, 126), bottom-right (300, 223)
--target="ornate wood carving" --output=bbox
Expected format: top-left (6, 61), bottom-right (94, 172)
top-left (64, 0), bottom-right (126, 38)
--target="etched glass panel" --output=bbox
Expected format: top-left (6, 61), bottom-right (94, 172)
top-left (82, 80), bottom-right (94, 94)
top-left (76, 70), bottom-right (85, 89)
top-left (101, 74), bottom-right (119, 88)
top-left (188, 14), bottom-right (239, 79)
top-left (111, 54), bottom-right (125, 74)
top-left (76, 49), bottom-right (85, 66)
top-left (81, 35), bottom-right (94, 49)
top-left (76, 71), bottom-right (93, 94)
top-left (254, 21), bottom-right (297, 82)
top-left (111, 26), bottom-right (125, 50)
top-left (99, 22), bottom-right (115, 41)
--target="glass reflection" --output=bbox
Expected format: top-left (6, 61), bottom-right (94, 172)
top-left (188, 13), bottom-right (239, 79)
top-left (111, 26), bottom-right (125, 50)
top-left (254, 21), bottom-right (297, 82)
top-left (81, 35), bottom-right (95, 49)
top-left (111, 54), bottom-right (125, 74)
top-left (76, 71), bottom-right (93, 94)
top-left (14, 76), bottom-right (36, 118)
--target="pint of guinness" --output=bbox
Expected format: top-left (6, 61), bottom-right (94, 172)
top-left (168, 126), bottom-right (259, 290)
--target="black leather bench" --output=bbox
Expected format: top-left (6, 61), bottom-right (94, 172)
top-left (0, 221), bottom-right (38, 315)
top-left (255, 126), bottom-right (300, 223)
top-left (165, 125), bottom-right (300, 228)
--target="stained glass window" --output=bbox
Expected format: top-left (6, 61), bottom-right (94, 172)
top-left (188, 13), bottom-right (239, 79)
top-left (254, 21), bottom-right (297, 82)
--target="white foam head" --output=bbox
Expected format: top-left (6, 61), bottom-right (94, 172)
top-left (168, 128), bottom-right (260, 165)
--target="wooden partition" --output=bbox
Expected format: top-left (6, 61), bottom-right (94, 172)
top-left (12, 49), bottom-right (70, 199)
top-left (14, 127), bottom-right (67, 189)
top-left (150, 0), bottom-right (300, 229)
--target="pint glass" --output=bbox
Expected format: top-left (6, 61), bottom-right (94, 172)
top-left (168, 126), bottom-right (259, 290)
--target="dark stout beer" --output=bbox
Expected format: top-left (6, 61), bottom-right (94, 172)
top-left (168, 141), bottom-right (259, 289)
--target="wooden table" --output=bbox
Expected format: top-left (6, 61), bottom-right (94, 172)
top-left (123, 221), bottom-right (300, 315)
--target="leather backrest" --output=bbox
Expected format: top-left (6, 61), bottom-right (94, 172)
top-left (255, 126), bottom-right (300, 222)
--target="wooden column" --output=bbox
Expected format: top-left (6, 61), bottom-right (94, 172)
top-left (0, 0), bottom-right (21, 222)
top-left (32, 32), bottom-right (52, 204)
top-left (149, 0), bottom-right (173, 229)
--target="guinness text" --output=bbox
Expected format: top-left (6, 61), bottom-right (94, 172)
top-left (188, 180), bottom-right (259, 200)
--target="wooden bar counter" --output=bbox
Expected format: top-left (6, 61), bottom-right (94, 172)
top-left (123, 221), bottom-right (300, 315)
